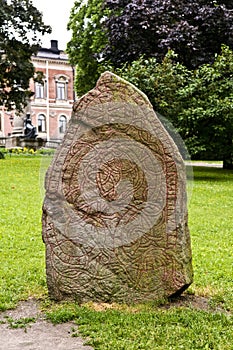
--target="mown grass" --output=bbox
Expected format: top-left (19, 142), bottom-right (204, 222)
top-left (46, 303), bottom-right (233, 350)
top-left (188, 166), bottom-right (233, 311)
top-left (0, 154), bottom-right (48, 309)
top-left (0, 154), bottom-right (232, 349)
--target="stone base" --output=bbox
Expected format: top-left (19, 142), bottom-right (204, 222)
top-left (5, 136), bottom-right (46, 150)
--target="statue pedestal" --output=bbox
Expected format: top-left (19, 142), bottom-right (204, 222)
top-left (11, 115), bottom-right (24, 137)
top-left (5, 136), bottom-right (22, 149)
top-left (5, 136), bottom-right (46, 150)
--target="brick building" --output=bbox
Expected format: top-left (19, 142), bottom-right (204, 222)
top-left (0, 40), bottom-right (75, 145)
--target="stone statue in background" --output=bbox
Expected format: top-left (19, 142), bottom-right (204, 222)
top-left (24, 113), bottom-right (37, 139)
top-left (42, 71), bottom-right (193, 303)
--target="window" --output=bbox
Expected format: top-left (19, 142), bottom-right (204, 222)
top-left (59, 115), bottom-right (67, 134)
top-left (35, 82), bottom-right (45, 99)
top-left (57, 82), bottom-right (66, 100)
top-left (55, 76), bottom-right (68, 100)
top-left (38, 114), bottom-right (46, 132)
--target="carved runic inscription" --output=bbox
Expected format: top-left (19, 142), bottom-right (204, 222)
top-left (42, 72), bottom-right (193, 303)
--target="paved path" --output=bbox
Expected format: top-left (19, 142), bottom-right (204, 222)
top-left (186, 161), bottom-right (222, 168)
top-left (0, 299), bottom-right (93, 350)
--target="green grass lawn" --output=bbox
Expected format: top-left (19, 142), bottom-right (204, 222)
top-left (0, 155), bottom-right (48, 309)
top-left (189, 167), bottom-right (233, 310)
top-left (0, 154), bottom-right (232, 349)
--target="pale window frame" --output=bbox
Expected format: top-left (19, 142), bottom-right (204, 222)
top-left (35, 81), bottom-right (46, 99)
top-left (55, 75), bottom-right (69, 101)
top-left (59, 115), bottom-right (67, 134)
top-left (38, 114), bottom-right (46, 132)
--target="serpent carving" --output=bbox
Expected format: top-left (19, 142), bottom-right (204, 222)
top-left (42, 72), bottom-right (193, 303)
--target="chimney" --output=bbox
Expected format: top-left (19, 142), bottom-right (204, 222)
top-left (50, 40), bottom-right (59, 53)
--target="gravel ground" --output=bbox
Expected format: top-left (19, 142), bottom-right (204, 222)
top-left (0, 299), bottom-right (93, 350)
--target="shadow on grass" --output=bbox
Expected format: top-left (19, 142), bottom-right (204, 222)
top-left (190, 166), bottom-right (233, 182)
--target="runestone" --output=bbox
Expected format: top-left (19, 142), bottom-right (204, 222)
top-left (42, 71), bottom-right (193, 303)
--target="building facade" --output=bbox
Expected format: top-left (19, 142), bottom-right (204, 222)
top-left (0, 40), bottom-right (75, 146)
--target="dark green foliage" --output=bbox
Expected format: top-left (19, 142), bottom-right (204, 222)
top-left (0, 0), bottom-right (51, 111)
top-left (67, 0), bottom-right (109, 96)
top-left (177, 46), bottom-right (233, 169)
top-left (68, 0), bottom-right (233, 96)
top-left (67, 1), bottom-right (233, 166)
top-left (115, 46), bottom-right (233, 168)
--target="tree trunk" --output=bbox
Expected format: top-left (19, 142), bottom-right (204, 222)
top-left (223, 158), bottom-right (233, 170)
top-left (223, 137), bottom-right (233, 170)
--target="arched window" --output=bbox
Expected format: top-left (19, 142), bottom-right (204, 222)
top-left (55, 75), bottom-right (69, 100)
top-left (59, 115), bottom-right (67, 134)
top-left (38, 114), bottom-right (46, 132)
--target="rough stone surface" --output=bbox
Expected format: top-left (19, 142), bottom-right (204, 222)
top-left (42, 71), bottom-right (193, 303)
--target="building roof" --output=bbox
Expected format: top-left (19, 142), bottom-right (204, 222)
top-left (35, 40), bottom-right (68, 61)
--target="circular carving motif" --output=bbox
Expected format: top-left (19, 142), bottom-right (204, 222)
top-left (61, 123), bottom-right (169, 248)
top-left (42, 79), bottom-right (193, 301)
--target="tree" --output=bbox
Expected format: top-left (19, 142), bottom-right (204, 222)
top-left (104, 0), bottom-right (233, 69)
top-left (114, 46), bottom-right (233, 169)
top-left (67, 0), bottom-right (109, 96)
top-left (68, 0), bottom-right (233, 95)
top-left (0, 0), bottom-right (51, 111)
top-left (67, 0), bottom-right (233, 167)
top-left (177, 46), bottom-right (233, 169)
